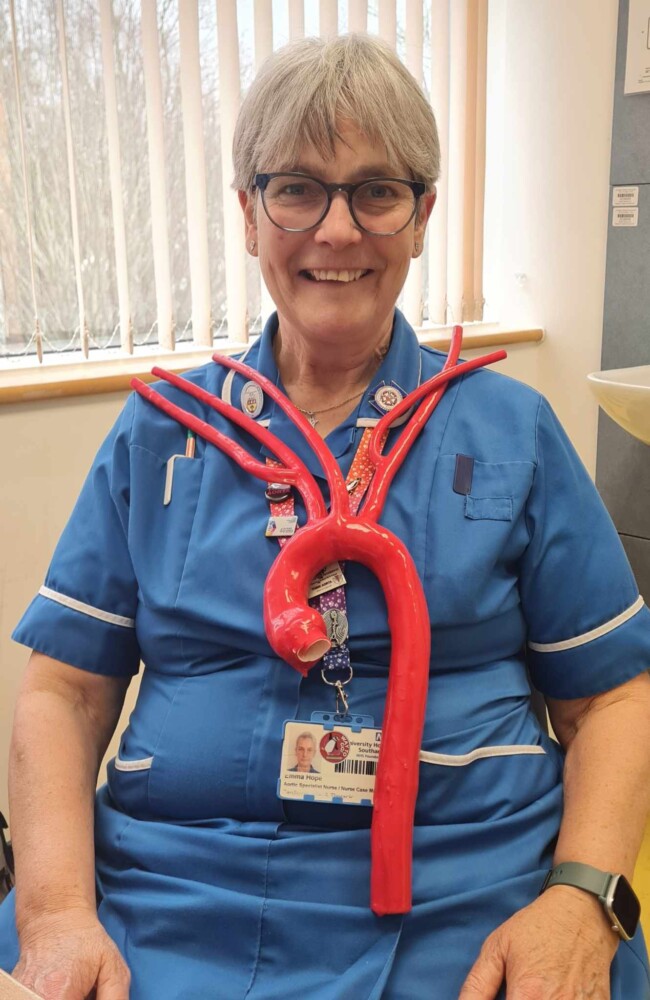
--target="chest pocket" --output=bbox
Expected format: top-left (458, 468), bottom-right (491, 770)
top-left (463, 461), bottom-right (518, 521)
top-left (424, 456), bottom-right (535, 625)
top-left (464, 495), bottom-right (512, 521)
top-left (129, 445), bottom-right (205, 609)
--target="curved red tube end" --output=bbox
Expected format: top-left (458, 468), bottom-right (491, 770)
top-left (370, 893), bottom-right (412, 917)
top-left (263, 601), bottom-right (331, 675)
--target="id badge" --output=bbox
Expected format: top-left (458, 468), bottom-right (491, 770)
top-left (278, 713), bottom-right (380, 807)
top-left (265, 514), bottom-right (298, 537)
top-left (308, 562), bottom-right (346, 598)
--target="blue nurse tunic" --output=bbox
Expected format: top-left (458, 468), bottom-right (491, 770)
top-left (2, 310), bottom-right (650, 999)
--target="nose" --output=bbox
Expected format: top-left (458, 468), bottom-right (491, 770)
top-left (313, 191), bottom-right (362, 249)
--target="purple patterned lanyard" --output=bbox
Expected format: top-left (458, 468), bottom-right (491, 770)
top-left (266, 428), bottom-right (376, 710)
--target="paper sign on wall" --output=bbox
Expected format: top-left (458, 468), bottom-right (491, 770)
top-left (625, 0), bottom-right (650, 94)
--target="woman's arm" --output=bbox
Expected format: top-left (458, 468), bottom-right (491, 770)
top-left (548, 670), bottom-right (650, 879)
top-left (459, 671), bottom-right (650, 999)
top-left (9, 651), bottom-right (132, 999)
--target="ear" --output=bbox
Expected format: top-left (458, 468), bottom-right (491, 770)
top-left (413, 188), bottom-right (437, 256)
top-left (238, 190), bottom-right (258, 256)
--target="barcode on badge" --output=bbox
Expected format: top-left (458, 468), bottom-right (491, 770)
top-left (334, 759), bottom-right (377, 775)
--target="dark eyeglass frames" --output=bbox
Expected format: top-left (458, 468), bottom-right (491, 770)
top-left (254, 172), bottom-right (426, 237)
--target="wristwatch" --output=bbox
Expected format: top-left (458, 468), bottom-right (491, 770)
top-left (540, 861), bottom-right (641, 941)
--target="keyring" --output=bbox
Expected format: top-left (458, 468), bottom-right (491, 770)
top-left (321, 665), bottom-right (353, 688)
top-left (321, 665), bottom-right (353, 715)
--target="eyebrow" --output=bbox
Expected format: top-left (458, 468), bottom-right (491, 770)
top-left (287, 163), bottom-right (402, 180)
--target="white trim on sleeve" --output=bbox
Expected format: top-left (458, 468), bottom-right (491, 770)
top-left (39, 586), bottom-right (136, 629)
top-left (528, 595), bottom-right (645, 653)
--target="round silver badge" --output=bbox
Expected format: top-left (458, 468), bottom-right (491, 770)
top-left (322, 608), bottom-right (349, 646)
top-left (374, 384), bottom-right (403, 412)
top-left (241, 381), bottom-right (264, 417)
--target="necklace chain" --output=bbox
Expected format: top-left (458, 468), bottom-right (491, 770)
top-left (295, 386), bottom-right (368, 427)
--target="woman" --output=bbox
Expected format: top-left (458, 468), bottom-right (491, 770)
top-left (1, 33), bottom-right (650, 1000)
top-left (290, 734), bottom-right (319, 774)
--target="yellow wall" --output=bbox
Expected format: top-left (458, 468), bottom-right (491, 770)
top-left (636, 819), bottom-right (650, 938)
top-left (0, 392), bottom-right (141, 806)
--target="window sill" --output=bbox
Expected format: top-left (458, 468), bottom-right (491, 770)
top-left (0, 326), bottom-right (544, 405)
top-left (417, 324), bottom-right (543, 352)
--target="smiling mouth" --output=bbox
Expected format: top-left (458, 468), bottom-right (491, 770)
top-left (300, 268), bottom-right (373, 283)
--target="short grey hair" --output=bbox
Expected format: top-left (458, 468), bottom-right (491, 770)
top-left (295, 731), bottom-right (315, 747)
top-left (232, 34), bottom-right (440, 195)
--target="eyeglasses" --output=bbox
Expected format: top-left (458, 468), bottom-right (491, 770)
top-left (254, 172), bottom-right (426, 236)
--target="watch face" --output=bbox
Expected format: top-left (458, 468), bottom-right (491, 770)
top-left (609, 875), bottom-right (641, 940)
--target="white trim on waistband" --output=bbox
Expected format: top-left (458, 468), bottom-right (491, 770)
top-left (527, 595), bottom-right (645, 653)
top-left (419, 744), bottom-right (546, 766)
top-left (114, 754), bottom-right (153, 772)
top-left (39, 586), bottom-right (136, 629)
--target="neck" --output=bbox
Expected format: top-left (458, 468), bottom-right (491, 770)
top-left (273, 318), bottom-right (392, 412)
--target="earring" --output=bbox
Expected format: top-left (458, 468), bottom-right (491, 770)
top-left (249, 241), bottom-right (256, 252)
top-left (414, 242), bottom-right (420, 253)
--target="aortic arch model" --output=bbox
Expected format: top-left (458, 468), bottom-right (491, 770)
top-left (132, 327), bottom-right (506, 916)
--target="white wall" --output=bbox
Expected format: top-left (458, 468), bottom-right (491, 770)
top-left (484, 0), bottom-right (619, 474)
top-left (0, 0), bottom-right (621, 817)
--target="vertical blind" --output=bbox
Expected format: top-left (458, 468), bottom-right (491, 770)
top-left (0, 0), bottom-right (488, 363)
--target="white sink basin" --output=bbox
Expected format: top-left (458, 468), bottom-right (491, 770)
top-left (587, 365), bottom-right (650, 445)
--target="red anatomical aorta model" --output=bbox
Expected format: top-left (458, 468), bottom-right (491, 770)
top-left (132, 327), bottom-right (506, 915)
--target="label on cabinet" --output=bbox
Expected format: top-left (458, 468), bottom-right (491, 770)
top-left (612, 207), bottom-right (639, 227)
top-left (613, 186), bottom-right (639, 207)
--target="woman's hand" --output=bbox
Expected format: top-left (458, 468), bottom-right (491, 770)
top-left (458, 886), bottom-right (619, 999)
top-left (12, 908), bottom-right (130, 1000)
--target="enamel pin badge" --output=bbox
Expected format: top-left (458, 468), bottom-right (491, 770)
top-left (241, 381), bottom-right (264, 417)
top-left (370, 381), bottom-right (405, 415)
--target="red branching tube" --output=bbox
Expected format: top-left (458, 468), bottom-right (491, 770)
top-left (367, 324), bottom-right (463, 468)
top-left (213, 353), bottom-right (350, 516)
top-left (132, 334), bottom-right (507, 916)
top-left (131, 373), bottom-right (327, 521)
top-left (363, 343), bottom-right (507, 522)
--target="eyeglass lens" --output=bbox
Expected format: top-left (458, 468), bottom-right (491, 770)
top-left (262, 176), bottom-right (416, 234)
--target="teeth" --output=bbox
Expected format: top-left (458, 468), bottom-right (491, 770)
top-left (306, 269), bottom-right (368, 282)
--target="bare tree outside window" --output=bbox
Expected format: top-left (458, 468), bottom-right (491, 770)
top-left (0, 0), bottom-right (258, 360)
top-left (0, 1), bottom-right (488, 365)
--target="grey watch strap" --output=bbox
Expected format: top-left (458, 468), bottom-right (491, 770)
top-left (542, 861), bottom-right (612, 899)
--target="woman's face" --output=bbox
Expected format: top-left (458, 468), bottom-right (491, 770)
top-left (295, 737), bottom-right (316, 771)
top-left (239, 121), bottom-right (435, 353)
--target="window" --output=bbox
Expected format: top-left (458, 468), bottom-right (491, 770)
top-left (0, 0), bottom-right (488, 367)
